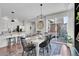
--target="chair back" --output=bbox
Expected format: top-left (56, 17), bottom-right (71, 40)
top-left (20, 37), bottom-right (35, 51)
top-left (39, 37), bottom-right (49, 47)
top-left (20, 37), bottom-right (27, 50)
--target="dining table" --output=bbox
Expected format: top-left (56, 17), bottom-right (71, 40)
top-left (25, 35), bottom-right (45, 56)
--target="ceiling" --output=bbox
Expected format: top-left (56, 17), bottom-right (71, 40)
top-left (0, 3), bottom-right (74, 21)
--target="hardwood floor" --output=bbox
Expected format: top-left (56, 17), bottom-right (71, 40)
top-left (0, 44), bottom-right (23, 56)
top-left (0, 38), bottom-right (72, 56)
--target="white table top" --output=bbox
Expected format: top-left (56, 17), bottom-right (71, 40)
top-left (25, 35), bottom-right (45, 44)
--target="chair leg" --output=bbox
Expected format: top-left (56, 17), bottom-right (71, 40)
top-left (47, 46), bottom-right (49, 53)
top-left (34, 48), bottom-right (36, 56)
top-left (27, 52), bottom-right (30, 56)
top-left (22, 51), bottom-right (24, 56)
top-left (32, 50), bottom-right (34, 56)
top-left (43, 48), bottom-right (44, 56)
top-left (49, 43), bottom-right (51, 50)
top-left (32, 49), bottom-right (35, 56)
top-left (49, 43), bottom-right (51, 55)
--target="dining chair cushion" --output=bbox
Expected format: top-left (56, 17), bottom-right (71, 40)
top-left (39, 39), bottom-right (48, 48)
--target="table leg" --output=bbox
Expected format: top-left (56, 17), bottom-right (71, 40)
top-left (36, 43), bottom-right (39, 56)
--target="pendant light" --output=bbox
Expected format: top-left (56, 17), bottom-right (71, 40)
top-left (37, 4), bottom-right (44, 29)
top-left (37, 4), bottom-right (44, 33)
top-left (11, 11), bottom-right (15, 22)
top-left (40, 4), bottom-right (43, 20)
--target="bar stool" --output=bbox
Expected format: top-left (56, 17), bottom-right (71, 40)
top-left (7, 37), bottom-right (16, 55)
top-left (17, 36), bottom-right (21, 49)
top-left (7, 38), bottom-right (12, 55)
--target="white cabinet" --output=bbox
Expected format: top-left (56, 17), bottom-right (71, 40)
top-left (0, 36), bottom-right (8, 48)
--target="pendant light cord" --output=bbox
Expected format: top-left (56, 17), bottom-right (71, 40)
top-left (11, 11), bottom-right (14, 19)
top-left (40, 4), bottom-right (43, 19)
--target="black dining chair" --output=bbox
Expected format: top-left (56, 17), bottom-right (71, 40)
top-left (20, 37), bottom-right (36, 56)
top-left (46, 35), bottom-right (52, 50)
top-left (39, 37), bottom-right (49, 56)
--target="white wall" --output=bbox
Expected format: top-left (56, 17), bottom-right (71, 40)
top-left (67, 9), bottom-right (74, 45)
top-left (24, 21), bottom-right (36, 34)
top-left (45, 19), bottom-right (49, 32)
top-left (0, 8), bottom-right (1, 18)
top-left (24, 22), bottom-right (31, 34)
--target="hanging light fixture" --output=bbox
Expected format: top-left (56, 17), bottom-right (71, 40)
top-left (37, 4), bottom-right (44, 30)
top-left (11, 11), bottom-right (15, 22)
top-left (40, 4), bottom-right (43, 20)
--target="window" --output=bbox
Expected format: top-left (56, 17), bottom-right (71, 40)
top-left (64, 16), bottom-right (68, 24)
